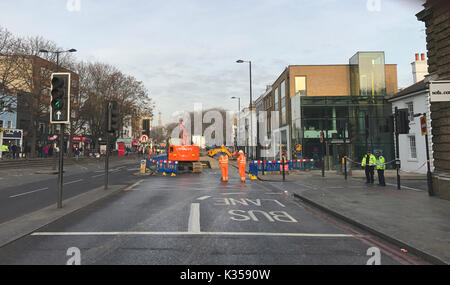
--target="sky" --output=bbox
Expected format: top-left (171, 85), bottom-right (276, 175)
top-left (0, 0), bottom-right (427, 125)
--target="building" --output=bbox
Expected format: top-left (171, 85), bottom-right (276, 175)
top-left (417, 0), bottom-right (450, 199)
top-left (388, 54), bottom-right (433, 174)
top-left (252, 51), bottom-right (398, 169)
top-left (0, 54), bottom-right (79, 156)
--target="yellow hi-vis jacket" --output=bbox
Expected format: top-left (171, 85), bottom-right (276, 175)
top-left (375, 156), bottom-right (386, 170)
top-left (1, 145), bottom-right (8, 152)
top-left (361, 154), bottom-right (376, 167)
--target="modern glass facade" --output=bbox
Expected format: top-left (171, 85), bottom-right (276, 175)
top-left (350, 52), bottom-right (387, 97)
top-left (294, 96), bottom-right (394, 169)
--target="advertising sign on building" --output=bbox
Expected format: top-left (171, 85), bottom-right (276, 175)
top-left (430, 81), bottom-right (450, 102)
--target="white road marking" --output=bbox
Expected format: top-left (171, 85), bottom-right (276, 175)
top-left (220, 193), bottom-right (245, 195)
top-left (197, 196), bottom-right (211, 201)
top-left (92, 173), bottom-right (104, 178)
top-left (63, 179), bottom-right (83, 185)
top-left (10, 187), bottom-right (49, 198)
top-left (188, 203), bottom-right (201, 233)
top-left (31, 232), bottom-right (357, 238)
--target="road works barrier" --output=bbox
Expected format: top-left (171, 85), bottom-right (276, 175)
top-left (146, 157), bottom-right (179, 177)
top-left (248, 159), bottom-right (315, 178)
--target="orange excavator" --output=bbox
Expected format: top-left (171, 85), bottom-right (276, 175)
top-left (168, 119), bottom-right (203, 173)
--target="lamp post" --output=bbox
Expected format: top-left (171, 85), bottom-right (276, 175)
top-left (38, 48), bottom-right (77, 209)
top-left (231, 96), bottom-right (240, 148)
top-left (236, 59), bottom-right (254, 158)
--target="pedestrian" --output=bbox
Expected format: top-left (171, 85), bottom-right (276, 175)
top-left (44, 144), bottom-right (49, 158)
top-left (48, 144), bottom-right (54, 157)
top-left (237, 150), bottom-right (247, 183)
top-left (219, 153), bottom-right (229, 182)
top-left (1, 143), bottom-right (8, 158)
top-left (375, 151), bottom-right (386, 186)
top-left (362, 150), bottom-right (376, 184)
top-left (11, 144), bottom-right (17, 159)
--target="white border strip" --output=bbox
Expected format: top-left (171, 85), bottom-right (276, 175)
top-left (31, 232), bottom-right (357, 238)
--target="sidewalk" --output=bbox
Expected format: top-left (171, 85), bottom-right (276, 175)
top-left (263, 170), bottom-right (449, 264)
top-left (226, 159), bottom-right (450, 264)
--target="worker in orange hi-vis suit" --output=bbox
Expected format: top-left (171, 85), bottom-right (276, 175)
top-left (237, 150), bottom-right (247, 182)
top-left (219, 154), bottom-right (229, 182)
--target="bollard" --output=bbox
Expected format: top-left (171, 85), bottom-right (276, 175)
top-left (140, 160), bottom-right (147, 174)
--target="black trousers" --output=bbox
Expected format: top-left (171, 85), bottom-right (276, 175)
top-left (377, 170), bottom-right (386, 186)
top-left (365, 166), bottom-right (374, 183)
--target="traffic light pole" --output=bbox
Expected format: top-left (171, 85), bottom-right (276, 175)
top-left (422, 113), bottom-right (434, 196)
top-left (57, 124), bottom-right (64, 209)
top-left (394, 107), bottom-right (401, 190)
top-left (105, 133), bottom-right (110, 190)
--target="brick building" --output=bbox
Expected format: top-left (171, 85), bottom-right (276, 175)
top-left (417, 0), bottom-right (450, 199)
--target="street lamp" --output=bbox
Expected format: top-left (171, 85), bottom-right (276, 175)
top-left (38, 48), bottom-right (77, 209)
top-left (236, 59), bottom-right (254, 158)
top-left (38, 48), bottom-right (77, 72)
top-left (231, 96), bottom-right (241, 148)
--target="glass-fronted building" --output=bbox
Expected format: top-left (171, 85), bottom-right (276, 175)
top-left (256, 51), bottom-right (398, 169)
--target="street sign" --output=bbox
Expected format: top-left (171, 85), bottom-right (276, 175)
top-left (140, 134), bottom-right (149, 144)
top-left (429, 81), bottom-right (450, 102)
top-left (421, 115), bottom-right (427, 136)
top-left (50, 73), bottom-right (71, 124)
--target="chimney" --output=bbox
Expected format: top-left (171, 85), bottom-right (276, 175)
top-left (411, 53), bottom-right (429, 83)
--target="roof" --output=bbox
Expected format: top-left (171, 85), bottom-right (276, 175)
top-left (387, 79), bottom-right (428, 101)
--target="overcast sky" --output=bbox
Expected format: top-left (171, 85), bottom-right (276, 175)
top-left (0, 0), bottom-right (426, 125)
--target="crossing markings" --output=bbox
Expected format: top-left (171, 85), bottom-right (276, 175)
top-left (9, 187), bottom-right (49, 198)
top-left (197, 196), bottom-right (211, 201)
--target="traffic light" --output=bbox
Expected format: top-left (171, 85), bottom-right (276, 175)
top-left (337, 128), bottom-right (344, 139)
top-left (50, 73), bottom-right (71, 124)
top-left (143, 119), bottom-right (150, 135)
top-left (106, 101), bottom-right (119, 133)
top-left (396, 108), bottom-right (410, 134)
top-left (348, 123), bottom-right (353, 139)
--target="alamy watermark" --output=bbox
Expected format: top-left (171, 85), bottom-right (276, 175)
top-left (66, 0), bottom-right (81, 12)
top-left (66, 247), bottom-right (81, 265)
top-left (366, 0), bottom-right (381, 12)
top-left (366, 247), bottom-right (381, 265)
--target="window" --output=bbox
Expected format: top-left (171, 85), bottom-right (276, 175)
top-left (7, 121), bottom-right (12, 129)
top-left (409, 136), bottom-right (417, 159)
top-left (274, 88), bottom-right (279, 111)
top-left (407, 102), bottom-right (414, 122)
top-left (0, 120), bottom-right (3, 128)
top-left (280, 81), bottom-right (286, 125)
top-left (295, 76), bottom-right (307, 96)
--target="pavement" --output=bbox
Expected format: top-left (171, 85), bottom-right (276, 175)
top-left (235, 164), bottom-right (450, 265)
top-left (0, 165), bottom-right (429, 265)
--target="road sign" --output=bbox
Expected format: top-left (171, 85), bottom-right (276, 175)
top-left (50, 73), bottom-right (71, 124)
top-left (140, 134), bottom-right (149, 144)
top-left (421, 115), bottom-right (427, 136)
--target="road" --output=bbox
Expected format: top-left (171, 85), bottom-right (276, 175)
top-left (0, 159), bottom-right (141, 224)
top-left (0, 166), bottom-right (428, 265)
